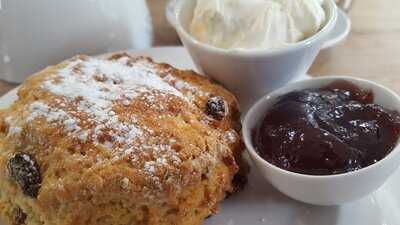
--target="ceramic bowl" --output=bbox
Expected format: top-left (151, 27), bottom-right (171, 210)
top-left (175, 0), bottom-right (338, 111)
top-left (243, 76), bottom-right (400, 205)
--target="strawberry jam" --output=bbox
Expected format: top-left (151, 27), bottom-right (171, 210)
top-left (254, 80), bottom-right (400, 175)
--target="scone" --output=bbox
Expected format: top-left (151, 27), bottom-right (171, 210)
top-left (0, 53), bottom-right (245, 225)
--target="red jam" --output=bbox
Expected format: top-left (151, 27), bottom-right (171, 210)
top-left (254, 80), bottom-right (400, 175)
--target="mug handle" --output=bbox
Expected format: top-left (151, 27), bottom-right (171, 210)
top-left (166, 0), bottom-right (178, 28)
top-left (336, 0), bottom-right (353, 13)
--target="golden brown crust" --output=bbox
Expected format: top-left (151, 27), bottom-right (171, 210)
top-left (0, 53), bottom-right (244, 225)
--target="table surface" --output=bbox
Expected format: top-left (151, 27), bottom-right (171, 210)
top-left (1, 0), bottom-right (399, 96)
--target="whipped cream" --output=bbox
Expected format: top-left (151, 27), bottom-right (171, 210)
top-left (190, 0), bottom-right (326, 50)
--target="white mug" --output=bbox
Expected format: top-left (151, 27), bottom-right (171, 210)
top-left (0, 0), bottom-right (152, 83)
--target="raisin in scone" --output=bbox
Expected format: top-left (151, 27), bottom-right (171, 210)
top-left (0, 53), bottom-right (245, 225)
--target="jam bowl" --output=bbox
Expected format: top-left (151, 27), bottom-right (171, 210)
top-left (242, 76), bottom-right (400, 205)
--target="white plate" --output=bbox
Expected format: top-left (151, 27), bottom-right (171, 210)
top-left (165, 1), bottom-right (351, 50)
top-left (1, 47), bottom-right (399, 225)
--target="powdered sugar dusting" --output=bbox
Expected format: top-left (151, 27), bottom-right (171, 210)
top-left (8, 54), bottom-right (234, 199)
top-left (33, 56), bottom-right (190, 150)
top-left (44, 57), bottom-right (185, 109)
top-left (163, 74), bottom-right (208, 101)
top-left (27, 101), bottom-right (88, 141)
top-left (8, 126), bottom-right (22, 136)
top-left (5, 116), bottom-right (22, 137)
top-left (21, 55), bottom-right (199, 191)
top-left (225, 130), bottom-right (237, 143)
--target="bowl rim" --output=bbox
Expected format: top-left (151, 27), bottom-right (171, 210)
top-left (243, 76), bottom-right (400, 180)
top-left (175, 0), bottom-right (338, 57)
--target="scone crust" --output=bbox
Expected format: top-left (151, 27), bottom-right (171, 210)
top-left (0, 53), bottom-right (244, 225)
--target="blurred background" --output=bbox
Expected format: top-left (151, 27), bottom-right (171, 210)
top-left (1, 0), bottom-right (400, 95)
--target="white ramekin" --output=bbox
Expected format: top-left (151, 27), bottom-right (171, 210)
top-left (175, 0), bottom-right (338, 111)
top-left (243, 76), bottom-right (400, 205)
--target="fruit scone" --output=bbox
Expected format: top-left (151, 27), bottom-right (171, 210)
top-left (0, 53), bottom-right (245, 225)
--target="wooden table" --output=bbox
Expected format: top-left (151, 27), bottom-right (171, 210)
top-left (1, 0), bottom-right (399, 96)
